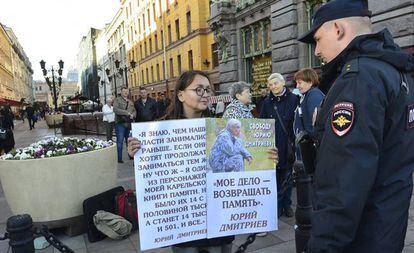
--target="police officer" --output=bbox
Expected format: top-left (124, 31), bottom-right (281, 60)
top-left (297, 0), bottom-right (414, 252)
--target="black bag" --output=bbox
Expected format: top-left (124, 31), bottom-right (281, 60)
top-left (83, 186), bottom-right (125, 243)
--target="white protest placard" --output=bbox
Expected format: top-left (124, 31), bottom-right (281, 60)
top-left (132, 118), bottom-right (277, 250)
top-left (132, 119), bottom-right (208, 250)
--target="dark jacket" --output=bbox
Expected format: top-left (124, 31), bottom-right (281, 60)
top-left (134, 97), bottom-right (157, 122)
top-left (260, 88), bottom-right (297, 169)
top-left (1, 107), bottom-right (14, 130)
top-left (25, 106), bottom-right (35, 117)
top-left (156, 99), bottom-right (168, 119)
top-left (309, 29), bottom-right (414, 253)
top-left (294, 87), bottom-right (325, 136)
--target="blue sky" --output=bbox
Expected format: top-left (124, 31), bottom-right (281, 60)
top-left (0, 0), bottom-right (120, 80)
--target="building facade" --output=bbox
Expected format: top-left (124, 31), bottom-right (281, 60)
top-left (105, 8), bottom-right (128, 97)
top-left (210, 0), bottom-right (414, 96)
top-left (77, 28), bottom-right (101, 101)
top-left (0, 23), bottom-right (34, 106)
top-left (123, 0), bottom-right (218, 99)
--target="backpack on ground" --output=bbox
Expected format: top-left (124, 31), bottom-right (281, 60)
top-left (115, 189), bottom-right (138, 231)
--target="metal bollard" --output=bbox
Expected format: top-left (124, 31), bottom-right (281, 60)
top-left (6, 214), bottom-right (35, 253)
top-left (293, 161), bottom-right (312, 253)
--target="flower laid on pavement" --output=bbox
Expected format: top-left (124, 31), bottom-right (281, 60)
top-left (1, 137), bottom-right (114, 160)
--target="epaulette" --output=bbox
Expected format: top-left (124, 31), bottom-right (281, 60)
top-left (342, 58), bottom-right (359, 76)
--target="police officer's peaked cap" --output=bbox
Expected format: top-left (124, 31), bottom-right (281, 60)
top-left (298, 0), bottom-right (372, 44)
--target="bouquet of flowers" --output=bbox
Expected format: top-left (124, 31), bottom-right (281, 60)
top-left (1, 137), bottom-right (114, 160)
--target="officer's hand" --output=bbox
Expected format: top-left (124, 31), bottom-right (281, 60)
top-left (127, 137), bottom-right (141, 157)
top-left (247, 157), bottom-right (253, 164)
top-left (267, 147), bottom-right (279, 164)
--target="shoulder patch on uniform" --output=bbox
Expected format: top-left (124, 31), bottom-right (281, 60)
top-left (407, 104), bottom-right (414, 130)
top-left (331, 102), bottom-right (355, 137)
top-left (342, 58), bottom-right (359, 74)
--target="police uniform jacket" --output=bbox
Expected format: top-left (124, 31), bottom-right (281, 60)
top-left (309, 29), bottom-right (414, 253)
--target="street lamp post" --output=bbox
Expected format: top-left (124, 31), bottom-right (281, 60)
top-left (114, 59), bottom-right (136, 88)
top-left (40, 60), bottom-right (64, 112)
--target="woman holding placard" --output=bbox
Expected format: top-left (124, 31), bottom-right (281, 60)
top-left (128, 70), bottom-right (278, 253)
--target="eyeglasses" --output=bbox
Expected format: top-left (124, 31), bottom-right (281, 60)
top-left (186, 87), bottom-right (213, 97)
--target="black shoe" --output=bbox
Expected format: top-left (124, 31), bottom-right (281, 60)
top-left (118, 160), bottom-right (124, 163)
top-left (284, 206), bottom-right (294, 218)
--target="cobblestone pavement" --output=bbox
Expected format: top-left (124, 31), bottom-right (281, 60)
top-left (0, 119), bottom-right (413, 252)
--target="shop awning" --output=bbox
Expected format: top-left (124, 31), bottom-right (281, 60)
top-left (0, 97), bottom-right (23, 107)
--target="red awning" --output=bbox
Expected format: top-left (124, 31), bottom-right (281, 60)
top-left (0, 98), bottom-right (23, 107)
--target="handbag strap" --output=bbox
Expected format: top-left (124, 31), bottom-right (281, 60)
top-left (273, 105), bottom-right (294, 145)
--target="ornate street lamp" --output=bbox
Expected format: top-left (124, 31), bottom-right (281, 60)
top-left (40, 60), bottom-right (64, 112)
top-left (114, 59), bottom-right (136, 88)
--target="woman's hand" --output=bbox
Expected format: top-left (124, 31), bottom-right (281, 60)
top-left (267, 147), bottom-right (279, 164)
top-left (127, 137), bottom-right (141, 157)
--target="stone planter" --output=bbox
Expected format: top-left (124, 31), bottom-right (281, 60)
top-left (0, 145), bottom-right (117, 223)
top-left (45, 114), bottom-right (63, 128)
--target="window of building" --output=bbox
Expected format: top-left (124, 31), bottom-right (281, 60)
top-left (154, 34), bottom-right (158, 51)
top-left (186, 11), bottom-right (191, 35)
top-left (146, 68), bottom-right (149, 83)
top-left (149, 38), bottom-right (153, 54)
top-left (161, 30), bottom-right (164, 48)
top-left (159, 0), bottom-right (162, 16)
top-left (177, 55), bottom-right (182, 74)
top-left (264, 22), bottom-right (271, 49)
top-left (147, 9), bottom-right (151, 26)
top-left (242, 19), bottom-right (272, 57)
top-left (169, 58), bottom-right (174, 77)
top-left (142, 14), bottom-right (146, 30)
top-left (156, 63), bottom-right (160, 81)
top-left (142, 70), bottom-right (145, 84)
top-left (151, 66), bottom-right (154, 83)
top-left (140, 44), bottom-right (143, 59)
top-left (144, 41), bottom-right (147, 56)
top-left (175, 19), bottom-right (180, 40)
top-left (212, 43), bottom-right (219, 68)
top-left (152, 3), bottom-right (156, 21)
top-left (167, 24), bottom-right (172, 44)
top-left (138, 18), bottom-right (141, 33)
top-left (188, 50), bottom-right (193, 70)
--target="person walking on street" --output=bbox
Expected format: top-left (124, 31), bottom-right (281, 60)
top-left (134, 87), bottom-right (157, 122)
top-left (102, 96), bottom-right (115, 141)
top-left (260, 73), bottom-right (297, 219)
top-left (297, 0), bottom-right (414, 252)
top-left (113, 87), bottom-right (136, 163)
top-left (25, 103), bottom-right (35, 130)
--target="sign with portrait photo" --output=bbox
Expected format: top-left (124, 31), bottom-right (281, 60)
top-left (131, 118), bottom-right (277, 250)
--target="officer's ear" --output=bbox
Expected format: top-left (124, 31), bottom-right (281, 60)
top-left (333, 21), bottom-right (346, 40)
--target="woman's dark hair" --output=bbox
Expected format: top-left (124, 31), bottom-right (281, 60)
top-left (163, 70), bottom-right (211, 120)
top-left (294, 68), bottom-right (320, 87)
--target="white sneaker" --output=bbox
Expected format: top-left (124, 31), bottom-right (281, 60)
top-left (256, 232), bottom-right (268, 237)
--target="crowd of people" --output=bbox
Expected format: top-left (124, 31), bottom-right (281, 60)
top-left (125, 0), bottom-right (414, 252)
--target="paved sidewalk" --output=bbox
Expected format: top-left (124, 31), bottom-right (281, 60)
top-left (0, 119), bottom-right (413, 252)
